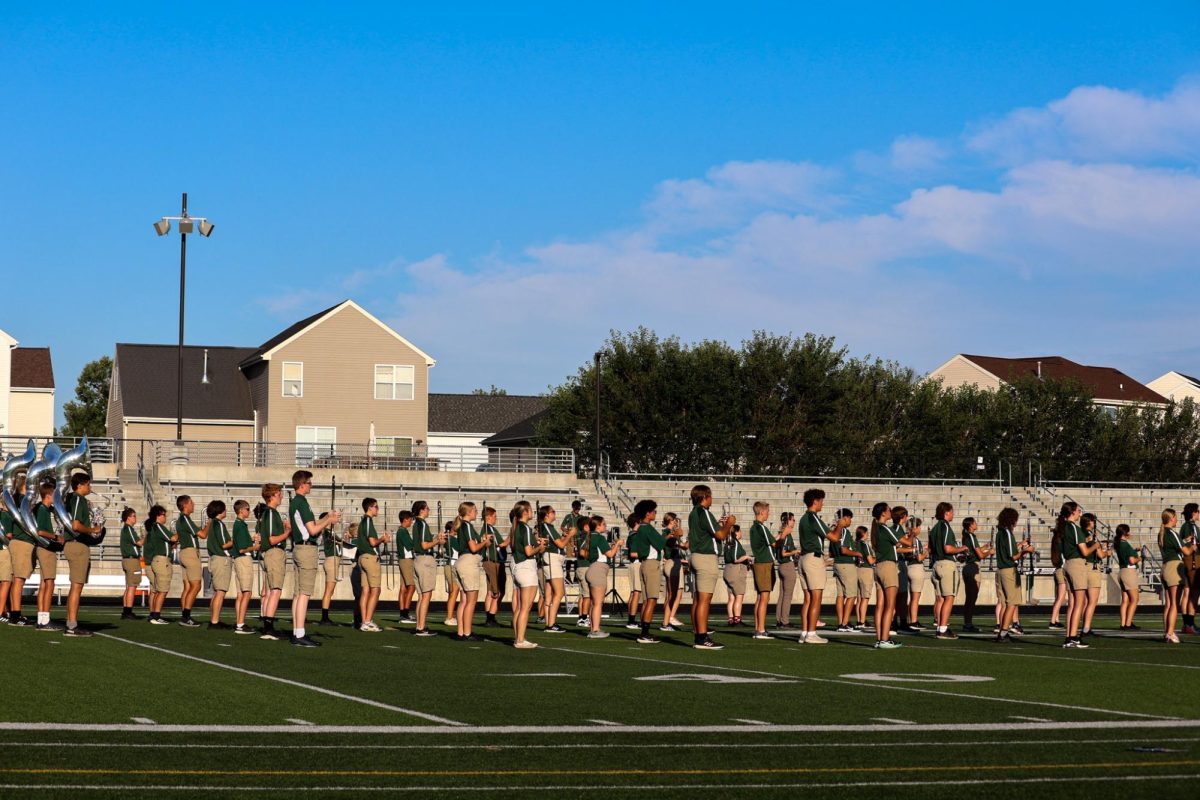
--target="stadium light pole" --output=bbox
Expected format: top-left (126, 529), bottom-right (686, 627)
top-left (153, 192), bottom-right (215, 442)
top-left (594, 351), bottom-right (603, 479)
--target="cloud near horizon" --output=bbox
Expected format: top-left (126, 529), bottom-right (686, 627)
top-left (266, 78), bottom-right (1200, 394)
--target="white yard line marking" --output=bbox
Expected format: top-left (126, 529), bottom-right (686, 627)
top-left (94, 633), bottom-right (465, 727)
top-left (0, 720), bottom-right (1198, 735)
top-left (587, 719), bottom-right (621, 726)
top-left (541, 645), bottom-right (1177, 720)
top-left (1011, 715), bottom-right (1052, 723)
top-left (130, 718), bottom-right (155, 725)
top-left (871, 718), bottom-right (916, 725)
top-left (730, 718), bottom-right (772, 726)
top-left (485, 673), bottom-right (575, 677)
top-left (2, 775), bottom-right (1197, 792)
top-left (286, 719), bottom-right (315, 726)
top-left (903, 642), bottom-right (1200, 671)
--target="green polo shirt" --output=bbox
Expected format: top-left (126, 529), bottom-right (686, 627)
top-left (457, 521), bottom-right (480, 554)
top-left (357, 516), bottom-right (381, 556)
top-left (634, 523), bottom-right (667, 560)
top-left (233, 518), bottom-right (254, 555)
top-left (687, 504), bottom-right (721, 555)
top-left (797, 511), bottom-right (828, 556)
top-left (1116, 538), bottom-right (1138, 568)
top-left (259, 507), bottom-right (285, 549)
top-left (176, 515), bottom-right (200, 550)
top-left (412, 518), bottom-right (435, 555)
top-left (539, 522), bottom-right (564, 555)
top-left (143, 522), bottom-right (172, 560)
top-left (1061, 521), bottom-right (1085, 560)
top-left (584, 531), bottom-right (609, 564)
top-left (35, 503), bottom-right (54, 539)
top-left (512, 521), bottom-right (535, 564)
top-left (929, 520), bottom-right (957, 561)
top-left (723, 534), bottom-right (747, 564)
top-left (120, 523), bottom-right (142, 558)
top-left (857, 537), bottom-right (874, 564)
top-left (664, 528), bottom-right (683, 560)
top-left (66, 493), bottom-right (91, 542)
top-left (907, 533), bottom-right (925, 564)
top-left (874, 522), bottom-right (898, 562)
top-left (561, 513), bottom-right (579, 536)
top-left (625, 525), bottom-right (641, 561)
top-left (995, 527), bottom-right (1019, 569)
top-left (290, 494), bottom-right (315, 544)
top-left (394, 526), bottom-right (414, 559)
top-left (963, 531), bottom-right (981, 564)
top-left (207, 519), bottom-right (232, 558)
top-left (1085, 528), bottom-right (1102, 564)
top-left (1161, 527), bottom-right (1184, 563)
top-left (749, 521), bottom-right (775, 563)
top-left (8, 507), bottom-right (33, 545)
top-left (482, 523), bottom-right (500, 562)
top-left (0, 508), bottom-right (12, 548)
top-left (831, 527), bottom-right (858, 564)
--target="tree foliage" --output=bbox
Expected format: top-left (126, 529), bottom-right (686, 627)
top-left (59, 356), bottom-right (112, 438)
top-left (536, 329), bottom-right (1200, 482)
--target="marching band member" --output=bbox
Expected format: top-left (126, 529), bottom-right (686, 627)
top-left (831, 507), bottom-right (861, 633)
top-left (509, 500), bottom-right (542, 648)
top-left (0, 495), bottom-right (14, 624)
top-left (538, 505), bottom-right (570, 633)
top-left (205, 500), bottom-right (234, 630)
top-left (797, 489), bottom-right (841, 644)
top-left (481, 506), bottom-right (504, 627)
top-left (1180, 503), bottom-right (1199, 634)
top-left (960, 517), bottom-right (990, 633)
top-left (903, 517), bottom-right (927, 633)
top-left (1114, 524), bottom-right (1141, 631)
top-left (32, 483), bottom-right (63, 631)
top-left (143, 504), bottom-right (175, 625)
top-left (288, 470), bottom-right (341, 647)
top-left (575, 515), bottom-right (593, 629)
top-left (748, 502), bottom-right (778, 640)
top-left (579, 514), bottom-right (623, 639)
top-left (256, 483), bottom-right (291, 641)
top-left (775, 513), bottom-right (799, 631)
top-left (355, 498), bottom-right (391, 633)
top-left (723, 524), bottom-right (749, 627)
top-left (1160, 507), bottom-right (1193, 643)
top-left (443, 518), bottom-right (460, 628)
top-left (624, 513), bottom-right (642, 630)
top-left (411, 501), bottom-right (441, 636)
top-left (62, 473), bottom-right (102, 637)
top-left (687, 485), bottom-right (736, 650)
top-left (174, 495), bottom-right (203, 628)
top-left (1080, 512), bottom-right (1109, 637)
top-left (994, 507), bottom-right (1035, 643)
top-left (118, 507), bottom-right (143, 620)
top-left (319, 511), bottom-right (349, 627)
top-left (661, 512), bottom-right (687, 631)
top-left (231, 499), bottom-right (258, 634)
top-left (453, 501), bottom-right (489, 642)
top-left (1058, 501), bottom-right (1092, 649)
top-left (890, 506), bottom-right (913, 632)
top-left (929, 503), bottom-right (967, 640)
top-left (632, 499), bottom-right (668, 644)
top-left (395, 513), bottom-right (417, 625)
top-left (871, 502), bottom-right (902, 649)
top-left (854, 525), bottom-right (874, 629)
top-left (1048, 520), bottom-right (1067, 631)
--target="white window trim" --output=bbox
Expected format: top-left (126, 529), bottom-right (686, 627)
top-left (374, 364), bottom-right (415, 401)
top-left (282, 361), bottom-right (304, 398)
top-left (373, 435), bottom-right (415, 456)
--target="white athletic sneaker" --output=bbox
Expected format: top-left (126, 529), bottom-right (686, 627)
top-left (514, 639), bottom-right (539, 649)
top-left (360, 621), bottom-right (382, 632)
top-left (587, 630), bottom-right (610, 639)
top-left (804, 633), bottom-right (828, 644)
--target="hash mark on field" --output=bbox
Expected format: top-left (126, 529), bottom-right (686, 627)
top-left (286, 719), bottom-right (314, 726)
top-left (731, 719), bottom-right (772, 726)
top-left (130, 718), bottom-right (155, 725)
top-left (1011, 715), bottom-right (1051, 723)
top-left (588, 720), bottom-right (621, 726)
top-left (95, 633), bottom-right (465, 727)
top-left (871, 718), bottom-right (915, 725)
top-left (486, 673), bottom-right (575, 677)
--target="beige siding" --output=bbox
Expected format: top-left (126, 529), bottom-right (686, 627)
top-left (119, 421), bottom-right (255, 468)
top-left (8, 390), bottom-right (53, 437)
top-left (105, 358), bottom-right (124, 439)
top-left (927, 357), bottom-right (1003, 392)
top-left (245, 361), bottom-right (269, 442)
top-left (265, 307), bottom-right (430, 446)
top-left (1147, 374), bottom-right (1200, 404)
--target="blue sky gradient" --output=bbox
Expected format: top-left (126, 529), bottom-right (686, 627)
top-left (2, 4), bottom-right (1199, 421)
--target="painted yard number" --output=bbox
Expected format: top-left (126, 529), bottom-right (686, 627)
top-left (635, 673), bottom-right (798, 684)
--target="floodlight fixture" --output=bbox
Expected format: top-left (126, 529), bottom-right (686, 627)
top-left (197, 219), bottom-right (214, 237)
top-left (153, 218), bottom-right (171, 236)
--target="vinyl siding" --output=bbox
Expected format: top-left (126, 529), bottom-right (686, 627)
top-left (1147, 375), bottom-right (1200, 404)
top-left (245, 361), bottom-right (269, 442)
top-left (8, 390), bottom-right (53, 437)
top-left (927, 357), bottom-right (1003, 392)
top-left (105, 358), bottom-right (124, 439)
top-left (120, 421), bottom-right (256, 468)
top-left (264, 306), bottom-right (430, 446)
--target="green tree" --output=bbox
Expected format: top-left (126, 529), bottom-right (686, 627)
top-left (471, 385), bottom-right (508, 396)
top-left (59, 356), bottom-right (112, 438)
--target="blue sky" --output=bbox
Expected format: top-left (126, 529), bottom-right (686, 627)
top-left (2, 3), bottom-right (1199, 422)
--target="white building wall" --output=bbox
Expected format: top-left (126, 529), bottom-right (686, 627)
top-left (426, 432), bottom-right (490, 471)
top-left (8, 390), bottom-right (54, 437)
top-left (0, 333), bottom-right (16, 435)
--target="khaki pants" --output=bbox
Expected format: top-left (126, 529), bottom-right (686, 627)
top-left (776, 561), bottom-right (797, 624)
top-left (799, 553), bottom-right (826, 592)
top-left (856, 566), bottom-right (874, 601)
top-left (414, 555), bottom-right (437, 594)
top-left (262, 547), bottom-right (287, 590)
top-left (179, 548), bottom-right (202, 583)
top-left (64, 541), bottom-right (91, 585)
top-left (689, 554), bottom-right (719, 594)
top-left (834, 563), bottom-right (859, 599)
top-left (359, 554), bottom-right (382, 589)
top-left (209, 555), bottom-right (233, 593)
top-left (122, 557), bottom-right (141, 587)
top-left (149, 555), bottom-right (172, 593)
top-left (234, 556), bottom-right (255, 594)
top-left (997, 567), bottom-right (1021, 605)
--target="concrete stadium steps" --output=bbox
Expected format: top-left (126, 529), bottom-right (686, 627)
top-left (1045, 486), bottom-right (1200, 544)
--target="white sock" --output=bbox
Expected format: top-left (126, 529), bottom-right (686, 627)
top-left (67, 620), bottom-right (77, 630)
top-left (37, 612), bottom-right (49, 625)
top-left (938, 625), bottom-right (947, 633)
top-left (800, 630), bottom-right (809, 640)
top-left (294, 627), bottom-right (305, 639)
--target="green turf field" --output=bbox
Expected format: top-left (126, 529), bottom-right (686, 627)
top-left (1, 607), bottom-right (1199, 798)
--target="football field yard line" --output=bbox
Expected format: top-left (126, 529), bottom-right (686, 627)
top-left (93, 633), bottom-right (466, 727)
top-left (902, 641), bottom-right (1200, 671)
top-left (541, 645), bottom-right (1179, 720)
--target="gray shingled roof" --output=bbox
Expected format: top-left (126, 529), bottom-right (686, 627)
top-left (428, 393), bottom-right (547, 434)
top-left (480, 408), bottom-right (548, 447)
top-left (237, 302), bottom-right (343, 369)
top-left (115, 344), bottom-right (256, 420)
top-left (11, 348), bottom-right (53, 389)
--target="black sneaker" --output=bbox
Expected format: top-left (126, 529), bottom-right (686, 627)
top-left (483, 618), bottom-right (500, 628)
top-left (414, 628), bottom-right (437, 637)
top-left (179, 618), bottom-right (200, 628)
top-left (1074, 638), bottom-right (1090, 649)
top-left (936, 629), bottom-right (959, 640)
top-left (234, 626), bottom-right (256, 635)
top-left (693, 636), bottom-right (724, 650)
top-left (64, 627), bottom-right (93, 637)
top-left (318, 618), bottom-right (336, 627)
top-left (1047, 621), bottom-right (1065, 630)
top-left (260, 630), bottom-right (279, 640)
top-left (36, 621), bottom-right (64, 632)
top-left (1127, 623), bottom-right (1142, 631)
top-left (290, 635), bottom-right (321, 647)
top-left (9, 615), bottom-right (30, 627)
top-left (461, 633), bottom-right (481, 642)
top-left (962, 624), bottom-right (980, 633)
top-left (207, 621), bottom-right (231, 631)
top-left (543, 625), bottom-right (566, 634)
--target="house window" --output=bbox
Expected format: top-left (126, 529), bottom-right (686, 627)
top-left (373, 437), bottom-right (414, 458)
top-left (295, 426), bottom-right (335, 465)
top-left (282, 362), bottom-right (304, 397)
top-left (374, 364), bottom-right (414, 400)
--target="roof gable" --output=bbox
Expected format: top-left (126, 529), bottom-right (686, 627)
top-left (114, 344), bottom-right (256, 420)
top-left (959, 354), bottom-right (1166, 404)
top-left (10, 348), bottom-right (54, 389)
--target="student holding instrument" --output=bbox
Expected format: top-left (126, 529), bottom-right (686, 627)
top-left (661, 512), bottom-right (687, 631)
top-left (509, 500), bottom-right (542, 649)
top-left (575, 515), bottom-right (594, 629)
top-left (929, 503), bottom-right (968, 640)
top-left (411, 501), bottom-right (441, 636)
top-left (453, 502), bottom-right (490, 642)
top-left (749, 502), bottom-right (779, 640)
top-left (1160, 507), bottom-right (1193, 644)
top-left (632, 499), bottom-right (668, 644)
top-left (1180, 503), bottom-right (1199, 634)
top-left (775, 513), bottom-right (799, 631)
top-left (994, 507), bottom-right (1035, 643)
top-left (797, 489), bottom-right (844, 644)
top-left (118, 507), bottom-right (144, 621)
top-left (481, 506), bottom-right (504, 628)
top-left (231, 499), bottom-right (258, 635)
top-left (871, 502), bottom-right (903, 649)
top-left (1114, 524), bottom-right (1141, 631)
top-left (854, 525), bottom-right (874, 630)
top-left (175, 495), bottom-right (204, 628)
top-left (257, 483), bottom-right (290, 641)
top-left (356, 499), bottom-right (390, 633)
top-left (579, 514), bottom-right (623, 640)
top-left (831, 508), bottom-right (860, 633)
top-left (143, 504), bottom-right (175, 625)
top-left (205, 500), bottom-right (235, 630)
top-left (959, 516), bottom-right (990, 633)
top-left (538, 505), bottom-right (570, 633)
top-left (723, 524), bottom-right (749, 627)
top-left (1079, 512), bottom-right (1109, 637)
top-left (1058, 501), bottom-right (1094, 649)
top-left (624, 514), bottom-right (642, 630)
top-left (687, 484), bottom-right (735, 650)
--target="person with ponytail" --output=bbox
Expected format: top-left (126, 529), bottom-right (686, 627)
top-left (118, 507), bottom-right (144, 620)
top-left (631, 499), bottom-right (668, 644)
top-left (509, 500), bottom-right (542, 649)
top-left (1079, 512), bottom-right (1109, 637)
top-left (854, 525), bottom-right (874, 630)
top-left (1058, 501), bottom-right (1093, 648)
top-left (902, 516), bottom-right (927, 633)
top-left (661, 512), bottom-right (687, 630)
top-left (537, 505), bottom-right (571, 634)
top-left (994, 507), bottom-right (1035, 643)
top-left (1113, 524), bottom-right (1141, 631)
top-left (142, 504), bottom-right (175, 625)
top-left (1159, 507), bottom-right (1193, 644)
top-left (1048, 516), bottom-right (1068, 631)
top-left (959, 516), bottom-right (990, 633)
top-left (452, 502), bottom-right (488, 642)
top-left (1179, 503), bottom-right (1200, 635)
top-left (871, 502), bottom-right (902, 649)
top-left (579, 514), bottom-right (624, 639)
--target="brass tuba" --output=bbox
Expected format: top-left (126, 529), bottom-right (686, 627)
top-left (1, 439), bottom-right (35, 533)
top-left (51, 436), bottom-right (92, 534)
top-left (19, 443), bottom-right (61, 548)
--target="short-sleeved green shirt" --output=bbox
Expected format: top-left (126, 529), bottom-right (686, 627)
top-left (1116, 538), bottom-right (1138, 568)
top-left (857, 537), bottom-right (874, 563)
top-left (457, 521), bottom-right (480, 554)
top-left (176, 515), bottom-right (200, 550)
top-left (233, 519), bottom-right (254, 555)
top-left (0, 509), bottom-right (13, 547)
top-left (540, 522), bottom-right (564, 555)
top-left (207, 519), bottom-right (232, 558)
top-left (749, 521), bottom-right (776, 563)
top-left (394, 526), bottom-right (414, 559)
top-left (575, 528), bottom-right (591, 560)
top-left (143, 522), bottom-right (173, 560)
top-left (120, 523), bottom-right (142, 558)
top-left (830, 527), bottom-right (858, 564)
top-left (323, 526), bottom-right (340, 558)
top-left (1161, 527), bottom-right (1185, 563)
top-left (289, 494), bottom-right (316, 544)
top-left (66, 493), bottom-right (91, 542)
top-left (929, 520), bottom-right (957, 561)
top-left (35, 503), bottom-right (54, 538)
top-left (962, 531), bottom-right (981, 564)
top-left (634, 523), bottom-right (667, 560)
top-left (874, 522), bottom-right (898, 562)
top-left (512, 521), bottom-right (535, 564)
top-left (995, 527), bottom-right (1019, 569)
top-left (357, 516), bottom-right (381, 557)
top-left (1084, 528), bottom-right (1102, 564)
top-left (8, 507), bottom-right (34, 545)
top-left (259, 507), bottom-right (285, 549)
top-left (583, 531), bottom-right (609, 564)
top-left (625, 525), bottom-right (641, 561)
top-left (412, 518), bottom-right (435, 555)
top-left (1061, 521), bottom-right (1085, 561)
top-left (482, 524), bottom-right (500, 562)
top-left (687, 504), bottom-right (721, 556)
top-left (723, 534), bottom-right (747, 564)
top-left (797, 511), bottom-right (828, 555)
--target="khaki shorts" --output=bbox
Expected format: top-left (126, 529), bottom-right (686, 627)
top-left (36, 546), bottom-right (57, 581)
top-left (799, 553), bottom-right (827, 593)
top-left (149, 555), bottom-right (172, 593)
top-left (722, 562), bottom-right (747, 596)
top-left (641, 559), bottom-right (663, 599)
top-left (542, 553), bottom-right (566, 581)
top-left (874, 560), bottom-right (899, 590)
top-left (9, 539), bottom-right (34, 580)
top-left (1053, 567), bottom-right (1065, 586)
top-left (234, 556), bottom-right (255, 593)
top-left (483, 560), bottom-right (501, 595)
top-left (628, 558), bottom-right (642, 592)
top-left (179, 547), bottom-right (202, 583)
top-left (512, 558), bottom-right (539, 589)
top-left (444, 564), bottom-right (458, 594)
top-left (208, 555), bottom-right (232, 593)
top-left (1118, 566), bottom-right (1139, 593)
top-left (359, 554), bottom-right (382, 589)
top-left (1064, 558), bottom-right (1089, 592)
top-left (857, 566), bottom-right (874, 600)
top-left (414, 555), bottom-right (437, 594)
top-left (455, 553), bottom-right (481, 592)
top-left (63, 541), bottom-right (91, 585)
top-left (690, 553), bottom-right (719, 595)
top-left (323, 555), bottom-right (341, 584)
top-left (933, 559), bottom-right (958, 597)
top-left (122, 557), bottom-right (141, 587)
top-left (752, 562), bottom-right (775, 593)
top-left (0, 548), bottom-right (10, 583)
top-left (262, 547), bottom-right (287, 591)
top-left (1087, 566), bottom-right (1103, 591)
top-left (997, 567), bottom-right (1021, 605)
top-left (906, 563), bottom-right (926, 595)
top-left (1162, 560), bottom-right (1184, 588)
top-left (398, 558), bottom-right (415, 588)
top-left (576, 561), bottom-right (590, 594)
top-left (293, 544), bottom-right (318, 596)
top-left (834, 563), bottom-right (859, 599)
top-left (586, 561), bottom-right (610, 593)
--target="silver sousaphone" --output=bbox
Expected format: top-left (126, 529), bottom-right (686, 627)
top-left (1, 439), bottom-right (35, 531)
top-left (18, 443), bottom-right (60, 548)
top-left (50, 436), bottom-right (102, 544)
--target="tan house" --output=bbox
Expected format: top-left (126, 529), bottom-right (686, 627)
top-left (0, 327), bottom-right (55, 439)
top-left (928, 354), bottom-right (1166, 412)
top-left (1147, 371), bottom-right (1200, 404)
top-left (106, 300), bottom-right (436, 465)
